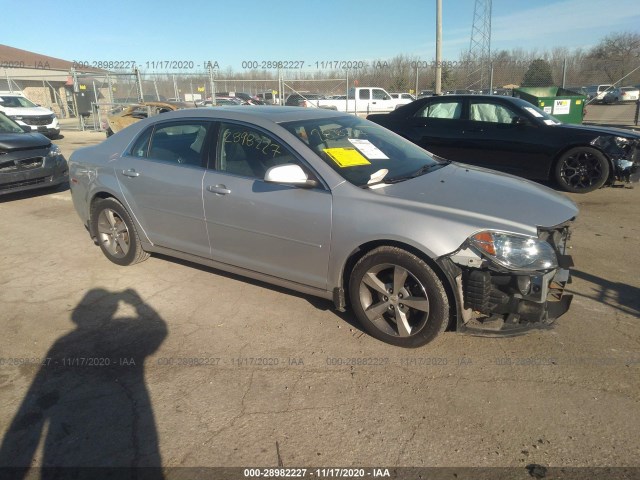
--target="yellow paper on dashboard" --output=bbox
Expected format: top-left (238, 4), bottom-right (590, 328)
top-left (323, 148), bottom-right (371, 167)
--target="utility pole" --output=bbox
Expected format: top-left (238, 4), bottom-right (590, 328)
top-left (435, 0), bottom-right (442, 94)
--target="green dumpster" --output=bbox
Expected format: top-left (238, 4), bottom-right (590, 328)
top-left (513, 87), bottom-right (586, 124)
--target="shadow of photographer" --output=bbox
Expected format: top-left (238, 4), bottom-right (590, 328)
top-left (0, 288), bottom-right (167, 479)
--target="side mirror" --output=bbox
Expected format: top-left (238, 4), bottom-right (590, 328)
top-left (21, 125), bottom-right (32, 133)
top-left (264, 164), bottom-right (318, 188)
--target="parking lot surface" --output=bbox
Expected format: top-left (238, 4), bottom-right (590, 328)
top-left (0, 130), bottom-right (638, 470)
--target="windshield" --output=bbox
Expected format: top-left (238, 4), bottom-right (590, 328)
top-left (0, 95), bottom-right (38, 108)
top-left (281, 115), bottom-right (445, 187)
top-left (0, 112), bottom-right (25, 133)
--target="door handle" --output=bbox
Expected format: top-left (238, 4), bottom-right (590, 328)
top-left (122, 169), bottom-right (140, 177)
top-left (207, 184), bottom-right (231, 195)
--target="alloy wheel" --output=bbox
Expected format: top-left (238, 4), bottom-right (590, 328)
top-left (358, 263), bottom-right (430, 337)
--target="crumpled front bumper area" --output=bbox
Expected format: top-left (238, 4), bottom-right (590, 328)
top-left (612, 138), bottom-right (640, 184)
top-left (460, 266), bottom-right (573, 334)
top-left (455, 225), bottom-right (574, 335)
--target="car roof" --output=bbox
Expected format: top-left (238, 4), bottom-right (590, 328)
top-left (422, 94), bottom-right (520, 101)
top-left (156, 105), bottom-right (349, 123)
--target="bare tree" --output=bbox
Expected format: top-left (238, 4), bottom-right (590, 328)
top-left (587, 32), bottom-right (640, 83)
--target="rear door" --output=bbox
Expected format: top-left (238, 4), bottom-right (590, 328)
top-left (115, 120), bottom-right (212, 257)
top-left (202, 121), bottom-right (332, 289)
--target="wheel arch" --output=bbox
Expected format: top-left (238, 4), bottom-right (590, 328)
top-left (339, 239), bottom-right (459, 331)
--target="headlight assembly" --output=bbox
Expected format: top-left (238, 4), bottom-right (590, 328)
top-left (47, 144), bottom-right (61, 158)
top-left (469, 231), bottom-right (558, 271)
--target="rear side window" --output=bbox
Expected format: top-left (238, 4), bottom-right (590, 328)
top-left (416, 101), bottom-right (462, 119)
top-left (359, 90), bottom-right (371, 100)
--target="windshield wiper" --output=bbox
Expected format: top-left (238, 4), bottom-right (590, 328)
top-left (385, 162), bottom-right (447, 184)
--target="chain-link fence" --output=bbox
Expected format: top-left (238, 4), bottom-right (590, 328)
top-left (3, 57), bottom-right (639, 133)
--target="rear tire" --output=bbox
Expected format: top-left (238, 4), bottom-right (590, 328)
top-left (348, 246), bottom-right (449, 348)
top-left (91, 198), bottom-right (149, 266)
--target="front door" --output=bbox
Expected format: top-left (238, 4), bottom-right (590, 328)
top-left (203, 122), bottom-right (332, 289)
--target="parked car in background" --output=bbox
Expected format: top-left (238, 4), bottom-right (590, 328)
top-left (105, 101), bottom-right (193, 137)
top-left (602, 87), bottom-right (622, 104)
top-left (418, 90), bottom-right (434, 98)
top-left (585, 84), bottom-right (619, 103)
top-left (0, 92), bottom-right (60, 139)
top-left (0, 112), bottom-right (67, 195)
top-left (216, 92), bottom-right (264, 105)
top-left (620, 86), bottom-right (639, 102)
top-left (367, 94), bottom-right (639, 193)
top-left (69, 106), bottom-right (578, 346)
top-left (316, 87), bottom-right (405, 113)
top-left (284, 93), bottom-right (326, 107)
top-left (199, 97), bottom-right (246, 106)
top-left (256, 91), bottom-right (280, 105)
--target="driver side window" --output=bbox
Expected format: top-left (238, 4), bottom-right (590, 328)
top-left (216, 123), bottom-right (298, 179)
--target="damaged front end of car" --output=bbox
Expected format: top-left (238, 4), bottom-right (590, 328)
top-left (439, 222), bottom-right (574, 335)
top-left (593, 134), bottom-right (640, 185)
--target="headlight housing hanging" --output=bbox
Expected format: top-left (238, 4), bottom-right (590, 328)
top-left (469, 231), bottom-right (558, 271)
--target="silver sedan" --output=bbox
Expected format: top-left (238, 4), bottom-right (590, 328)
top-left (69, 107), bottom-right (578, 347)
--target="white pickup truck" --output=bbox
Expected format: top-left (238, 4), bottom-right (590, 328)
top-left (314, 87), bottom-right (404, 114)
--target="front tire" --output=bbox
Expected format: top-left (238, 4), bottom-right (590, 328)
top-left (554, 147), bottom-right (610, 193)
top-left (91, 198), bottom-right (149, 266)
top-left (348, 247), bottom-right (449, 348)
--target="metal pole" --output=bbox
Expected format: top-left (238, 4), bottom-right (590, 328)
top-left (173, 75), bottom-right (179, 101)
top-left (153, 77), bottom-right (160, 101)
top-left (134, 67), bottom-right (144, 102)
top-left (4, 68), bottom-right (12, 93)
top-left (209, 64), bottom-right (217, 106)
top-left (562, 58), bottom-right (567, 88)
top-left (415, 64), bottom-right (419, 98)
top-left (346, 69), bottom-right (349, 113)
top-left (107, 74), bottom-right (114, 104)
top-left (72, 68), bottom-right (82, 131)
top-left (489, 63), bottom-right (494, 94)
top-left (92, 80), bottom-right (101, 131)
top-left (435, 0), bottom-right (442, 94)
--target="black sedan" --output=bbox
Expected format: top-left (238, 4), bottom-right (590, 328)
top-left (0, 112), bottom-right (68, 195)
top-left (368, 95), bottom-right (639, 193)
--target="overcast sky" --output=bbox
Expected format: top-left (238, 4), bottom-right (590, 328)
top-left (3, 0), bottom-right (639, 71)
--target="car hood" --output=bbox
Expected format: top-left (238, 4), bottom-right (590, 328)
top-left (0, 132), bottom-right (51, 151)
top-left (0, 106), bottom-right (55, 117)
top-left (556, 122), bottom-right (640, 139)
top-left (374, 163), bottom-right (578, 233)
